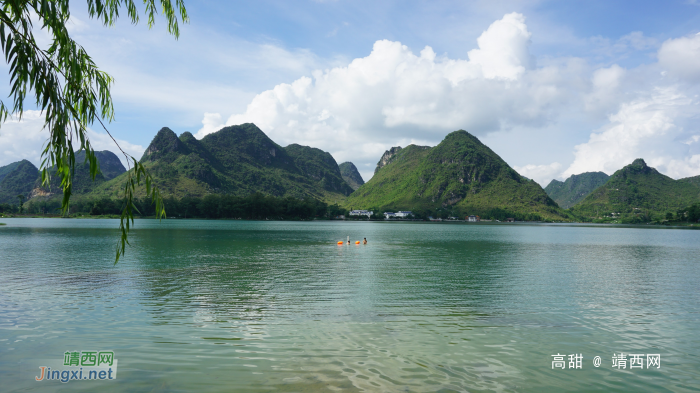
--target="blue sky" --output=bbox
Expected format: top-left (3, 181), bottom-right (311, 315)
top-left (2, 0), bottom-right (700, 185)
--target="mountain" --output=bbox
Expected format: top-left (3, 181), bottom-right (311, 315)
top-left (0, 160), bottom-right (39, 204)
top-left (572, 159), bottom-right (700, 221)
top-left (91, 124), bottom-right (353, 202)
top-left (0, 161), bottom-right (22, 183)
top-left (374, 146), bottom-right (403, 174)
top-left (344, 130), bottom-right (565, 220)
top-left (285, 144), bottom-right (353, 196)
top-left (28, 150), bottom-right (126, 199)
top-left (0, 151), bottom-right (126, 205)
top-left (679, 174), bottom-right (700, 188)
top-left (544, 172), bottom-right (610, 209)
top-left (339, 162), bottom-right (364, 190)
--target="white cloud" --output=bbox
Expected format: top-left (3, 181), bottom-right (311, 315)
top-left (584, 64), bottom-right (626, 114)
top-left (198, 113), bottom-right (225, 138)
top-left (66, 15), bottom-right (89, 34)
top-left (658, 33), bottom-right (700, 82)
top-left (86, 129), bottom-right (145, 168)
top-left (467, 12), bottom-right (533, 80)
top-left (194, 12), bottom-right (700, 183)
top-left (590, 31), bottom-right (658, 59)
top-left (563, 87), bottom-right (697, 178)
top-left (21, 8), bottom-right (687, 187)
top-left (513, 162), bottom-right (562, 186)
top-left (0, 111), bottom-right (46, 168)
top-left (619, 31), bottom-right (657, 51)
top-left (196, 13), bottom-right (580, 181)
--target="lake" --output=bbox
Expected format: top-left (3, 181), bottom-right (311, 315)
top-left (1, 218), bottom-right (699, 392)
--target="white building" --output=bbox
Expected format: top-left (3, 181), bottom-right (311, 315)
top-left (467, 215), bottom-right (479, 222)
top-left (349, 210), bottom-right (373, 217)
top-left (384, 211), bottom-right (412, 219)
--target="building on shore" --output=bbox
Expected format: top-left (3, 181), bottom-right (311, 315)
top-left (467, 215), bottom-right (480, 222)
top-left (384, 211), bottom-right (413, 219)
top-left (349, 210), bottom-right (373, 217)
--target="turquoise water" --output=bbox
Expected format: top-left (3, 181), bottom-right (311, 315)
top-left (1, 218), bottom-right (699, 392)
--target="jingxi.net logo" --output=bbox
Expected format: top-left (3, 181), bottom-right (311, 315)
top-left (34, 350), bottom-right (118, 383)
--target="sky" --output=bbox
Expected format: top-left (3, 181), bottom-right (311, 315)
top-left (2, 0), bottom-right (700, 186)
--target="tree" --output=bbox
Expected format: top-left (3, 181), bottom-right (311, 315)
top-left (0, 0), bottom-right (188, 263)
top-left (17, 194), bottom-right (24, 213)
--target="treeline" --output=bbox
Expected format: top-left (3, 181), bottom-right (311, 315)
top-left (16, 195), bottom-right (700, 223)
top-left (667, 202), bottom-right (700, 223)
top-left (363, 206), bottom-right (548, 221)
top-left (24, 193), bottom-right (349, 220)
top-left (570, 202), bottom-right (700, 224)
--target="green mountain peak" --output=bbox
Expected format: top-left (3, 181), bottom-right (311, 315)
top-left (141, 127), bottom-right (190, 162)
top-left (339, 162), bottom-right (364, 190)
top-left (86, 123), bottom-right (353, 203)
top-left (573, 158), bottom-right (700, 220)
top-left (346, 130), bottom-right (563, 220)
top-left (544, 171), bottom-right (610, 209)
top-left (0, 160), bottom-right (39, 204)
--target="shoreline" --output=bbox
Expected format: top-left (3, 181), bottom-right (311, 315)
top-left (1, 215), bottom-right (698, 229)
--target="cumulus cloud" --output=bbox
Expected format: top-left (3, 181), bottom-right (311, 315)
top-left (196, 13), bottom-right (581, 180)
top-left (658, 33), bottom-right (700, 82)
top-left (563, 87), bottom-right (698, 178)
top-left (0, 111), bottom-right (144, 170)
top-left (194, 12), bottom-right (700, 184)
top-left (467, 12), bottom-right (533, 80)
top-left (584, 64), bottom-right (626, 115)
top-left (0, 111), bottom-right (47, 167)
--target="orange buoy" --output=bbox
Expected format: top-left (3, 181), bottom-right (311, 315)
top-left (355, 241), bottom-right (360, 244)
top-left (337, 241), bottom-right (343, 245)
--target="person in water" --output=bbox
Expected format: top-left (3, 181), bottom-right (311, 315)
top-left (363, 238), bottom-right (367, 244)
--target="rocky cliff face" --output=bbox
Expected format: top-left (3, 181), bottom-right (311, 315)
top-left (374, 146), bottom-right (403, 174)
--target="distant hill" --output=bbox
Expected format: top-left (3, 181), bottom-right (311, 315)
top-left (0, 160), bottom-right (39, 204)
top-left (91, 124), bottom-right (353, 203)
top-left (1, 151), bottom-right (126, 205)
top-left (679, 174), bottom-right (700, 188)
top-left (285, 144), bottom-right (354, 196)
top-left (544, 172), bottom-right (610, 209)
top-left (572, 159), bottom-right (700, 221)
top-left (32, 150), bottom-right (126, 198)
top-left (339, 162), bottom-right (364, 190)
top-left (345, 130), bottom-right (565, 220)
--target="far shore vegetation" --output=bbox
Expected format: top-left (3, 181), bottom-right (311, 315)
top-left (2, 194), bottom-right (699, 226)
